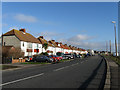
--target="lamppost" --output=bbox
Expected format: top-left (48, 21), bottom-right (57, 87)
top-left (112, 21), bottom-right (117, 56)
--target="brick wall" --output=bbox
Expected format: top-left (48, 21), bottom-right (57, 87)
top-left (12, 59), bottom-right (25, 63)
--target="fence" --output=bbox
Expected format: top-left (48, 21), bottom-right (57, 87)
top-left (2, 57), bottom-right (12, 64)
top-left (12, 59), bottom-right (25, 63)
top-left (2, 57), bottom-right (25, 64)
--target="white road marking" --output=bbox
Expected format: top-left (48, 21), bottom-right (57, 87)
top-left (53, 67), bottom-right (65, 71)
top-left (71, 63), bottom-right (78, 66)
top-left (64, 66), bottom-right (70, 68)
top-left (53, 62), bottom-right (79, 72)
top-left (0, 73), bottom-right (44, 86)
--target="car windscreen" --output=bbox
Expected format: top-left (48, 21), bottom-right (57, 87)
top-left (53, 55), bottom-right (56, 57)
top-left (49, 56), bottom-right (52, 58)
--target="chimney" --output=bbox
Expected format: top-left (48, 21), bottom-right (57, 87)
top-left (65, 44), bottom-right (67, 46)
top-left (49, 41), bottom-right (52, 44)
top-left (52, 40), bottom-right (55, 42)
top-left (40, 36), bottom-right (43, 39)
top-left (60, 42), bottom-right (62, 44)
top-left (69, 45), bottom-right (71, 47)
top-left (19, 28), bottom-right (26, 33)
top-left (56, 42), bottom-right (58, 45)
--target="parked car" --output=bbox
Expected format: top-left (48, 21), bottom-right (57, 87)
top-left (48, 55), bottom-right (57, 63)
top-left (49, 55), bottom-right (60, 62)
top-left (76, 54), bottom-right (82, 58)
top-left (56, 55), bottom-right (63, 60)
top-left (57, 56), bottom-right (63, 60)
top-left (25, 56), bottom-right (33, 62)
top-left (32, 55), bottom-right (53, 63)
top-left (62, 53), bottom-right (74, 59)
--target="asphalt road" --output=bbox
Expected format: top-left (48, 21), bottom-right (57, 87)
top-left (2, 55), bottom-right (106, 89)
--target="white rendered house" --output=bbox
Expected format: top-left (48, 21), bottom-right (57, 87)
top-left (2, 29), bottom-right (42, 56)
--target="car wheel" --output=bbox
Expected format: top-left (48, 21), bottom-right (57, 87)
top-left (46, 60), bottom-right (48, 63)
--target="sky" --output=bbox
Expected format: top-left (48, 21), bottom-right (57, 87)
top-left (2, 2), bottom-right (118, 51)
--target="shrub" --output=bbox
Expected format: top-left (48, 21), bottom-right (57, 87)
top-left (40, 52), bottom-right (48, 56)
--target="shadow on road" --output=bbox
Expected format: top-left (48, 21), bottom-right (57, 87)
top-left (78, 56), bottom-right (107, 89)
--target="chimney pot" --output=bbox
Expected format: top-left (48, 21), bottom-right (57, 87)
top-left (19, 28), bottom-right (26, 33)
top-left (56, 42), bottom-right (58, 44)
top-left (40, 36), bottom-right (43, 39)
top-left (52, 40), bottom-right (55, 42)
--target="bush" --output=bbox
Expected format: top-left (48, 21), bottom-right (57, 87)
top-left (2, 47), bottom-right (24, 59)
top-left (40, 52), bottom-right (48, 56)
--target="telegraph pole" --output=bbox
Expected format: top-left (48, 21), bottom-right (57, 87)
top-left (112, 21), bottom-right (118, 56)
top-left (109, 40), bottom-right (111, 54)
top-left (106, 41), bottom-right (108, 53)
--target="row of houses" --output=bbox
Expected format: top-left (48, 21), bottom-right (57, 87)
top-left (2, 28), bottom-right (88, 56)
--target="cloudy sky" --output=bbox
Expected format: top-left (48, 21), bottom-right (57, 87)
top-left (2, 2), bottom-right (118, 51)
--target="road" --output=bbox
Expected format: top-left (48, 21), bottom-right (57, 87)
top-left (2, 55), bottom-right (106, 89)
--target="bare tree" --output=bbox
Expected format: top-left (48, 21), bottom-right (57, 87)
top-left (2, 47), bottom-right (24, 59)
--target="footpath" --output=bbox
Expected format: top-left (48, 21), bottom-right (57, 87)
top-left (105, 57), bottom-right (120, 89)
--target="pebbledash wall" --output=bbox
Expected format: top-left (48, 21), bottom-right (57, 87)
top-left (3, 35), bottom-right (21, 47)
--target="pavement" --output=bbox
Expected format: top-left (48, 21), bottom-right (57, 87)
top-left (105, 57), bottom-right (120, 89)
top-left (1, 55), bottom-right (106, 89)
top-left (1, 59), bottom-right (74, 71)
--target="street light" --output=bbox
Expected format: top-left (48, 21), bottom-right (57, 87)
top-left (112, 21), bottom-right (117, 56)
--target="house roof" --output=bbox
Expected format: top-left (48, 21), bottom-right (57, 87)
top-left (69, 45), bottom-right (73, 50)
top-left (3, 29), bottom-right (41, 44)
top-left (71, 46), bottom-right (76, 50)
top-left (37, 36), bottom-right (54, 47)
top-left (74, 47), bottom-right (78, 50)
top-left (81, 49), bottom-right (86, 51)
top-left (49, 40), bottom-right (60, 48)
top-left (64, 44), bottom-right (71, 50)
top-left (59, 43), bottom-right (68, 49)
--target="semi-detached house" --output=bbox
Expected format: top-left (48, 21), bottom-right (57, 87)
top-left (49, 40), bottom-right (62, 55)
top-left (64, 44), bottom-right (73, 54)
top-left (59, 42), bottom-right (67, 53)
top-left (2, 29), bottom-right (42, 56)
top-left (37, 36), bottom-right (54, 55)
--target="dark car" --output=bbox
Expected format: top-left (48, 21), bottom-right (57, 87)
top-left (32, 55), bottom-right (53, 63)
top-left (76, 55), bottom-right (82, 58)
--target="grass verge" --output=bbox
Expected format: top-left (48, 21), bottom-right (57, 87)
top-left (20, 62), bottom-right (50, 64)
top-left (60, 59), bottom-right (73, 62)
top-left (104, 55), bottom-right (120, 65)
top-left (1, 65), bottom-right (19, 70)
